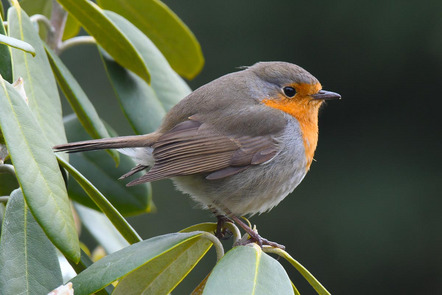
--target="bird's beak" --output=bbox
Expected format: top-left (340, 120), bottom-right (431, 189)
top-left (311, 90), bottom-right (341, 100)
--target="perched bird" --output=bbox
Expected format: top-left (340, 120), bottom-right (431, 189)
top-left (54, 61), bottom-right (340, 248)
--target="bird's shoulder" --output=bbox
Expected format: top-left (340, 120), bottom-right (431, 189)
top-left (160, 74), bottom-right (288, 137)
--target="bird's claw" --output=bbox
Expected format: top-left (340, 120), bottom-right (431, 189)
top-left (234, 230), bottom-right (285, 250)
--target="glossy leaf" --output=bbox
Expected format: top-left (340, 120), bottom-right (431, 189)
top-left (292, 282), bottom-right (301, 295)
top-left (70, 232), bottom-right (209, 294)
top-left (0, 16), bottom-right (12, 83)
top-left (112, 234), bottom-right (212, 295)
top-left (0, 77), bottom-right (80, 261)
top-left (56, 0), bottom-right (151, 84)
top-left (63, 13), bottom-right (81, 40)
top-left (101, 11), bottom-right (191, 134)
top-left (100, 52), bottom-right (165, 134)
top-left (203, 244), bottom-right (294, 295)
top-left (46, 46), bottom-right (119, 164)
top-left (63, 115), bottom-right (152, 216)
top-left (180, 222), bottom-right (218, 234)
top-left (0, 33), bottom-right (36, 56)
top-left (57, 155), bottom-right (142, 245)
top-left (20, 0), bottom-right (52, 40)
top-left (75, 203), bottom-right (129, 254)
top-left (105, 11), bottom-right (190, 109)
top-left (0, 189), bottom-right (63, 294)
top-left (97, 0), bottom-right (204, 79)
top-left (264, 247), bottom-right (331, 295)
top-left (8, 3), bottom-right (68, 149)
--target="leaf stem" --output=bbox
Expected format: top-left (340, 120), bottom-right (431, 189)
top-left (30, 14), bottom-right (53, 33)
top-left (224, 222), bottom-right (241, 244)
top-left (59, 36), bottom-right (96, 53)
top-left (200, 232), bottom-right (224, 261)
top-left (48, 0), bottom-right (68, 54)
top-left (0, 196), bottom-right (9, 203)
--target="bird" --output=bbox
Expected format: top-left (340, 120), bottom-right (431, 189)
top-left (54, 61), bottom-right (340, 248)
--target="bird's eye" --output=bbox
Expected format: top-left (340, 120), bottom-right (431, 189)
top-left (283, 86), bottom-right (296, 98)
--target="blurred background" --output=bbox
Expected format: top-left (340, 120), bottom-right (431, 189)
top-left (16, 0), bottom-right (442, 293)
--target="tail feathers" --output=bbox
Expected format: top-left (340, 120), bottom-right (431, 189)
top-left (54, 134), bottom-right (157, 153)
top-left (118, 164), bottom-right (149, 180)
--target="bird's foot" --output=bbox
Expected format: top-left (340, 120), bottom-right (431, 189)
top-left (214, 215), bottom-right (233, 240)
top-left (231, 216), bottom-right (285, 250)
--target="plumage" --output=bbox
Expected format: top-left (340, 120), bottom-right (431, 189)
top-left (54, 62), bottom-right (340, 243)
top-left (125, 118), bottom-right (280, 186)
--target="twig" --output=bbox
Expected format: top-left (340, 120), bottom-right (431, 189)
top-left (48, 0), bottom-right (68, 54)
top-left (30, 14), bottom-right (53, 33)
top-left (59, 36), bottom-right (96, 53)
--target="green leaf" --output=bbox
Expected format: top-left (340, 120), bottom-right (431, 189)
top-left (203, 245), bottom-right (294, 295)
top-left (0, 17), bottom-right (12, 83)
top-left (63, 115), bottom-right (152, 216)
top-left (0, 77), bottom-right (80, 262)
top-left (100, 11), bottom-right (191, 134)
top-left (97, 0), bottom-right (204, 79)
top-left (20, 0), bottom-right (52, 17)
top-left (75, 203), bottom-right (129, 254)
top-left (56, 0), bottom-right (151, 84)
top-left (0, 33), bottom-right (36, 56)
top-left (292, 282), bottom-right (301, 295)
top-left (57, 154), bottom-right (142, 245)
top-left (264, 247), bottom-right (331, 295)
top-left (0, 189), bottom-right (63, 294)
top-left (112, 234), bottom-right (212, 295)
top-left (8, 4), bottom-right (68, 149)
top-left (70, 232), bottom-right (209, 294)
top-left (46, 46), bottom-right (119, 164)
top-left (0, 2), bottom-right (4, 19)
top-left (62, 13), bottom-right (81, 40)
top-left (100, 52), bottom-right (165, 134)
top-left (64, 248), bottom-right (114, 294)
top-left (180, 222), bottom-right (218, 234)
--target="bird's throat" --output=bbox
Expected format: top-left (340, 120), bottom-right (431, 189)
top-left (262, 98), bottom-right (321, 169)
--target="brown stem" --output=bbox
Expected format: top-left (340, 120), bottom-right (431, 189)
top-left (48, 0), bottom-right (67, 54)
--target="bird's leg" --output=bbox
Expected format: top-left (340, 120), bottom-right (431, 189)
top-left (211, 203), bottom-right (285, 249)
top-left (208, 205), bottom-right (233, 240)
top-left (230, 215), bottom-right (285, 250)
top-left (215, 215), bottom-right (233, 240)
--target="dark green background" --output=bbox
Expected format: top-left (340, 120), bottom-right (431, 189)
top-left (10, 0), bottom-right (442, 294)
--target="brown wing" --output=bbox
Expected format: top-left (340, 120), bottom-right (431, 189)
top-left (127, 119), bottom-right (279, 186)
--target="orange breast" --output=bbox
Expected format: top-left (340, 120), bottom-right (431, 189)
top-left (262, 83), bottom-right (322, 170)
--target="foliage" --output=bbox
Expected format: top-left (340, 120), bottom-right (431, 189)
top-left (0, 0), bottom-right (329, 294)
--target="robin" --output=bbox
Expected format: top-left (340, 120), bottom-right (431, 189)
top-left (55, 61), bottom-right (340, 249)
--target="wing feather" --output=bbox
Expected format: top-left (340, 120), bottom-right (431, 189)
top-left (126, 119), bottom-right (280, 185)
